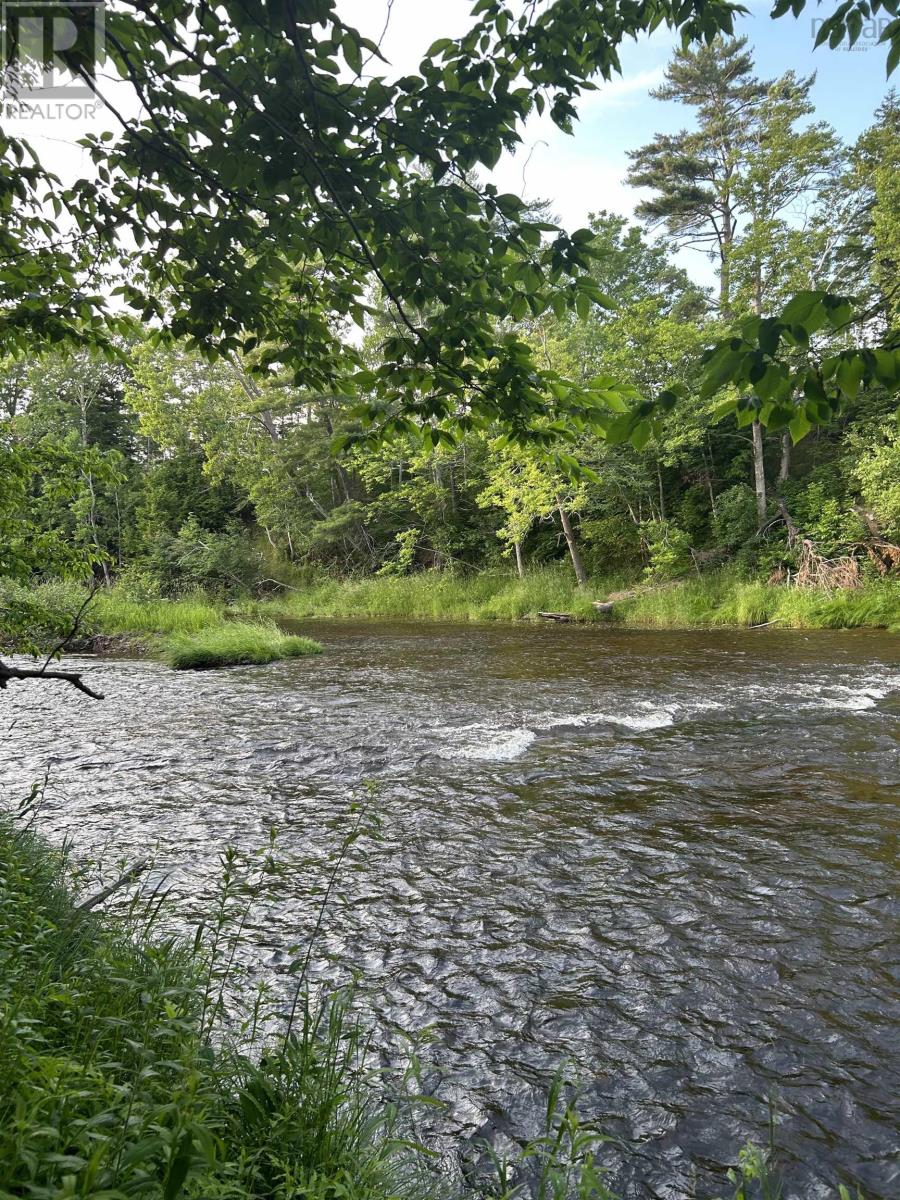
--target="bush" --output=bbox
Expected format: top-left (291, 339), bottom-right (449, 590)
top-left (579, 515), bottom-right (642, 574)
top-left (712, 485), bottom-right (759, 552)
top-left (788, 478), bottom-right (865, 556)
top-left (139, 517), bottom-right (265, 599)
top-left (0, 577), bottom-right (87, 653)
top-left (850, 423), bottom-right (900, 540)
top-left (641, 520), bottom-right (693, 581)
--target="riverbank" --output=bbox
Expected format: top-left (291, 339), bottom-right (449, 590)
top-left (237, 571), bottom-right (900, 632)
top-left (0, 816), bottom-right (416, 1200)
top-left (4, 573), bottom-right (899, 663)
top-left (0, 582), bottom-right (323, 668)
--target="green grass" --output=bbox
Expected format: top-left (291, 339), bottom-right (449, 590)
top-left (618, 576), bottom-right (900, 631)
top-left (0, 816), bottom-right (421, 1200)
top-left (91, 589), bottom-right (224, 635)
top-left (238, 568), bottom-right (615, 624)
top-left (236, 569), bottom-right (900, 632)
top-left (8, 573), bottom-right (900, 664)
top-left (0, 584), bottom-right (323, 670)
top-left (162, 621), bottom-right (323, 669)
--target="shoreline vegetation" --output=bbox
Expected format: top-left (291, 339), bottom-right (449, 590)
top-left (5, 570), bottom-right (897, 666)
top-left (0, 814), bottom-right (432, 1200)
top-left (0, 585), bottom-right (324, 671)
top-left (162, 622), bottom-right (323, 670)
top-left (236, 570), bottom-right (900, 632)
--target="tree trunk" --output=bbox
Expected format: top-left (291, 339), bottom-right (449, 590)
top-left (751, 420), bottom-right (767, 527)
top-left (778, 431), bottom-right (791, 486)
top-left (656, 459), bottom-right (666, 521)
top-left (557, 498), bottom-right (587, 586)
top-left (514, 540), bottom-right (525, 579)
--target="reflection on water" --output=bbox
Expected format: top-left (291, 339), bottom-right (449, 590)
top-left (3, 622), bottom-right (899, 1198)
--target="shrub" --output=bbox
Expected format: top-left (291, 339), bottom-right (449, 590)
top-left (140, 517), bottom-right (265, 599)
top-left (580, 515), bottom-right (642, 574)
top-left (641, 520), bottom-right (693, 581)
top-left (713, 484), bottom-right (758, 552)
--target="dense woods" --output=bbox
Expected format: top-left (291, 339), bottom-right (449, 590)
top-left (3, 41), bottom-right (899, 609)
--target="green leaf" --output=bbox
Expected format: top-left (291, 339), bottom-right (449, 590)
top-left (701, 348), bottom-right (743, 399)
top-left (781, 291), bottom-right (821, 322)
top-left (630, 421), bottom-right (651, 451)
top-left (789, 411), bottom-right (812, 444)
top-left (163, 1132), bottom-right (194, 1200)
top-left (836, 355), bottom-right (865, 399)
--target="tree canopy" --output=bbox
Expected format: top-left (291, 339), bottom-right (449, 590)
top-left (2, 0), bottom-right (900, 456)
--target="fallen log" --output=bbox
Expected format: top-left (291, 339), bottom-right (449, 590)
top-left (538, 611), bottom-right (575, 623)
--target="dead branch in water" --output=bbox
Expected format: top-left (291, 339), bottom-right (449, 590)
top-left (74, 859), bottom-right (150, 914)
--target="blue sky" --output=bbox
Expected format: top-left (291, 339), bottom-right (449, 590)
top-left (491, 5), bottom-right (893, 216)
top-left (336, 0), bottom-right (897, 287)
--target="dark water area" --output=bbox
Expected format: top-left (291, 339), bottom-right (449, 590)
top-left (2, 622), bottom-right (899, 1198)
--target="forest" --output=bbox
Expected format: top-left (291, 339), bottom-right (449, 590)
top-left (3, 37), bottom-right (900, 645)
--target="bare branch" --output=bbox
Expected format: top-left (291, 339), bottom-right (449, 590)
top-left (0, 660), bottom-right (105, 700)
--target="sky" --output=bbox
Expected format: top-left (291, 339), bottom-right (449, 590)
top-left (340, 0), bottom-right (897, 288)
top-left (6, 0), bottom-right (897, 291)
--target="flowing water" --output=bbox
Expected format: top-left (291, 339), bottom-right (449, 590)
top-left (3, 622), bottom-right (899, 1199)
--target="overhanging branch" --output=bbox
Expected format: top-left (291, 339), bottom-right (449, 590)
top-left (0, 660), bottom-right (105, 700)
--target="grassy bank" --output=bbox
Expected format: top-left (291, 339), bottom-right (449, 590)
top-left (0, 580), bottom-right (323, 668)
top-left (238, 569), bottom-right (617, 624)
top-left (5, 572), bottom-right (899, 659)
top-left (163, 621), bottom-right (323, 669)
top-left (238, 570), bottom-right (900, 632)
top-left (0, 816), bottom-right (417, 1200)
top-left (618, 576), bottom-right (900, 631)
top-left (90, 594), bottom-right (325, 669)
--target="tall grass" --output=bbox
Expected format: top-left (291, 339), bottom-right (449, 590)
top-left (92, 589), bottom-right (224, 635)
top-left (239, 568), bottom-right (618, 624)
top-left (237, 569), bottom-right (900, 632)
top-left (620, 577), bottom-right (900, 631)
top-left (0, 815), bottom-right (429, 1200)
top-left (162, 621), bottom-right (322, 669)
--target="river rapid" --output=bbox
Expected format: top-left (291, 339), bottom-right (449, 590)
top-left (2, 622), bottom-right (899, 1199)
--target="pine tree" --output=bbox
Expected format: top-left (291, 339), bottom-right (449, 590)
top-left (626, 36), bottom-right (766, 317)
top-left (628, 38), bottom-right (839, 523)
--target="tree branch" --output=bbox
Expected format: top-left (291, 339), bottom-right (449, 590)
top-left (74, 859), bottom-right (149, 914)
top-left (0, 660), bottom-right (105, 700)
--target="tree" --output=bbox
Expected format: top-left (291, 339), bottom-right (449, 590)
top-left (629, 41), bottom-right (841, 525)
top-left (627, 37), bottom-right (765, 316)
top-left (476, 442), bottom-right (587, 582)
top-left (4, 0), bottom-right (898, 450)
top-left (847, 93), bottom-right (900, 324)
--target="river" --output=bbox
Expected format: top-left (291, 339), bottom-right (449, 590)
top-left (2, 622), bottom-right (899, 1199)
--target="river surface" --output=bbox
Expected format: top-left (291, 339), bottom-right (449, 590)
top-left (2, 622), bottom-right (899, 1199)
